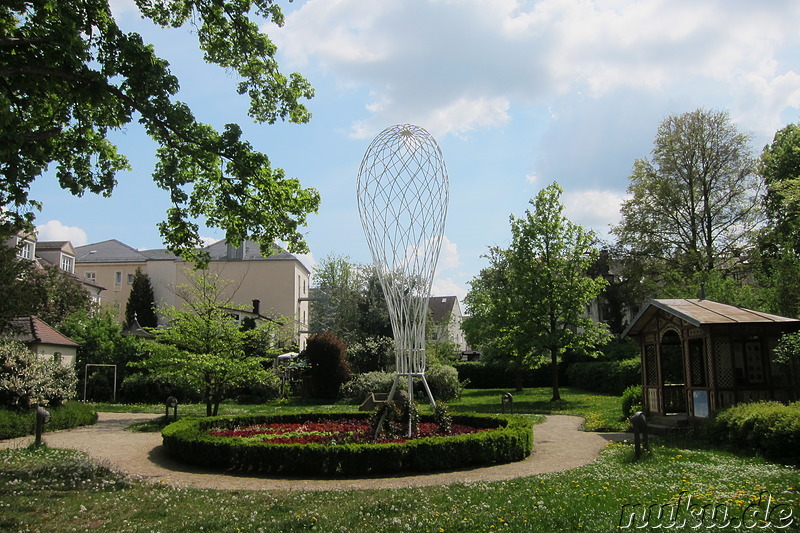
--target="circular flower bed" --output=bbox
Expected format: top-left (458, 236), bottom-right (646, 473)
top-left (162, 412), bottom-right (533, 476)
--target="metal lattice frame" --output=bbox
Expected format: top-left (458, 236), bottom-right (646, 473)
top-left (357, 124), bottom-right (449, 422)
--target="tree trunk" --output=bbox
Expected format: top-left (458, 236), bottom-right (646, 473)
top-left (550, 347), bottom-right (561, 401)
top-left (514, 369), bottom-right (524, 392)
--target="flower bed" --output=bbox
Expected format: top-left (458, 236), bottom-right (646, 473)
top-left (162, 412), bottom-right (533, 476)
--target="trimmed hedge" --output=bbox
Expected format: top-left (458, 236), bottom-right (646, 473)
top-left (0, 402), bottom-right (98, 440)
top-left (453, 361), bottom-right (568, 389)
top-left (706, 401), bottom-right (800, 462)
top-left (162, 412), bottom-right (533, 475)
top-left (565, 359), bottom-right (641, 395)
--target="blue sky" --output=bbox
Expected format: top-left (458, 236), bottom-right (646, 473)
top-left (30, 0), bottom-right (800, 303)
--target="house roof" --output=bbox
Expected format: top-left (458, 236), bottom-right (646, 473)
top-left (428, 296), bottom-right (458, 323)
top-left (9, 316), bottom-right (79, 347)
top-left (75, 238), bottom-right (304, 267)
top-left (36, 241), bottom-right (76, 255)
top-left (75, 239), bottom-right (149, 263)
top-left (623, 299), bottom-right (800, 338)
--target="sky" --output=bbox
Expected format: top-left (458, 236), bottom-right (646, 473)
top-left (29, 0), bottom-right (800, 304)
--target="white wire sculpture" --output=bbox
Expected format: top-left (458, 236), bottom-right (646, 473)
top-left (357, 124), bottom-right (449, 434)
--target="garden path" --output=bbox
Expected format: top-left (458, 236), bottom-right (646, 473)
top-left (0, 412), bottom-right (628, 491)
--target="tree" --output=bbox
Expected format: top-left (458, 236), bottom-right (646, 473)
top-left (303, 332), bottom-right (350, 400)
top-left (1, 0), bottom-right (320, 263)
top-left (137, 270), bottom-right (274, 415)
top-left (464, 183), bottom-right (610, 400)
top-left (125, 267), bottom-right (157, 328)
top-left (756, 123), bottom-right (800, 317)
top-left (0, 340), bottom-right (77, 409)
top-left (0, 242), bottom-right (37, 333)
top-left (612, 109), bottom-right (763, 300)
top-left (310, 255), bottom-right (363, 340)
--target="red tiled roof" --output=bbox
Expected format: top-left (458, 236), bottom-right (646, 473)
top-left (9, 316), bottom-right (79, 347)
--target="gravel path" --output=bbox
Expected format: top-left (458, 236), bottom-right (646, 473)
top-left (0, 412), bottom-right (628, 491)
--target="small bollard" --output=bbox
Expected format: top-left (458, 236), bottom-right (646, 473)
top-left (501, 392), bottom-right (513, 414)
top-left (165, 396), bottom-right (178, 421)
top-left (35, 406), bottom-right (50, 447)
top-left (630, 411), bottom-right (649, 459)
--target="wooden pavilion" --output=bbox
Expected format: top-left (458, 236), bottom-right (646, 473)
top-left (623, 299), bottom-right (800, 422)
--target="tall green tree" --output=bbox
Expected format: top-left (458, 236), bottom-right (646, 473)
top-left (138, 270), bottom-right (273, 415)
top-left (310, 255), bottom-right (363, 340)
top-left (1, 0), bottom-right (319, 263)
top-left (612, 109), bottom-right (763, 301)
top-left (125, 267), bottom-right (157, 328)
top-left (465, 183), bottom-right (610, 400)
top-left (757, 123), bottom-right (800, 317)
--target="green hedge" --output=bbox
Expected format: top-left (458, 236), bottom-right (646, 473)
top-left (0, 402), bottom-right (98, 440)
top-left (453, 362), bottom-right (568, 389)
top-left (565, 359), bottom-right (641, 395)
top-left (162, 412), bottom-right (533, 475)
top-left (706, 401), bottom-right (800, 462)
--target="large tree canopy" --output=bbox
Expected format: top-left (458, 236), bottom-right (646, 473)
top-left (1, 0), bottom-right (319, 262)
top-left (612, 109), bottom-right (763, 296)
top-left (464, 183), bottom-right (610, 400)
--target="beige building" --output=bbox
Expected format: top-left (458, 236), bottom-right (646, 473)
top-left (74, 239), bottom-right (311, 349)
top-left (428, 295), bottom-right (468, 353)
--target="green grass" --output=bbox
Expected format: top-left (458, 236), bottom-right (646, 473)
top-left (1, 435), bottom-right (797, 532)
top-left (99, 386), bottom-right (626, 432)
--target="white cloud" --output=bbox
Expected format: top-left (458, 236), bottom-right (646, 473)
top-left (435, 235), bottom-right (460, 273)
top-left (562, 189), bottom-right (628, 238)
top-left (274, 0), bottom-right (800, 141)
top-left (431, 276), bottom-right (467, 303)
top-left (35, 220), bottom-right (88, 246)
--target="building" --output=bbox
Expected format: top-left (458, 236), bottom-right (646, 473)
top-left (4, 232), bottom-right (105, 304)
top-left (623, 298), bottom-right (800, 423)
top-left (9, 316), bottom-right (79, 367)
top-left (427, 295), bottom-right (469, 353)
top-left (74, 239), bottom-right (311, 349)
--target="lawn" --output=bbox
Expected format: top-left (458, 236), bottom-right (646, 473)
top-left (1, 435), bottom-right (796, 532)
top-left (1, 388), bottom-right (797, 531)
top-left (93, 386), bottom-right (627, 432)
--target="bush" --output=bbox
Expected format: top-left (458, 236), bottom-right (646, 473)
top-left (418, 365), bottom-right (464, 402)
top-left (621, 385), bottom-right (643, 419)
top-left (0, 341), bottom-right (77, 409)
top-left (303, 332), bottom-right (351, 399)
top-left (0, 402), bottom-right (98, 439)
top-left (347, 336), bottom-right (394, 373)
top-left (706, 401), bottom-right (800, 462)
top-left (453, 361), bottom-right (568, 389)
top-left (162, 412), bottom-right (533, 475)
top-left (566, 359), bottom-right (641, 395)
top-left (234, 371), bottom-right (281, 403)
top-left (117, 372), bottom-right (203, 404)
top-left (341, 371), bottom-right (398, 403)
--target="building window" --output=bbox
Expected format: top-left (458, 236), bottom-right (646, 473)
top-left (85, 271), bottom-right (96, 282)
top-left (18, 241), bottom-right (33, 259)
top-left (61, 255), bottom-right (74, 273)
top-left (114, 271), bottom-right (122, 290)
top-left (127, 273), bottom-right (135, 284)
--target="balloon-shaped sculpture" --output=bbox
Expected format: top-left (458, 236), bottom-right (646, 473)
top-left (357, 124), bottom-right (449, 429)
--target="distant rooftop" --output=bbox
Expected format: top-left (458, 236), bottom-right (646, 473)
top-left (75, 238), bottom-right (300, 264)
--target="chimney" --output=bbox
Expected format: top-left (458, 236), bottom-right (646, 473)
top-left (252, 299), bottom-right (260, 315)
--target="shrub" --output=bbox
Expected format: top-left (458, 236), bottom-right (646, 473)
top-left (566, 359), bottom-right (641, 395)
top-left (304, 332), bottom-right (351, 399)
top-left (453, 361), bottom-right (567, 389)
top-left (341, 371), bottom-right (398, 403)
top-left (0, 341), bottom-right (77, 409)
top-left (621, 385), bottom-right (643, 419)
top-left (0, 402), bottom-right (97, 439)
top-left (234, 371), bottom-right (281, 404)
top-left (706, 401), bottom-right (800, 461)
top-left (347, 336), bottom-right (394, 373)
top-left (117, 372), bottom-right (202, 404)
top-left (419, 365), bottom-right (464, 402)
top-left (162, 412), bottom-right (533, 475)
